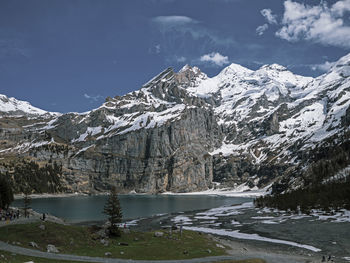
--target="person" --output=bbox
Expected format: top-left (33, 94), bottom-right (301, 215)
top-left (42, 213), bottom-right (46, 221)
top-left (16, 210), bottom-right (19, 219)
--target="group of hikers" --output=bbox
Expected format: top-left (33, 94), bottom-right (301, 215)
top-left (0, 208), bottom-right (20, 221)
top-left (0, 208), bottom-right (47, 222)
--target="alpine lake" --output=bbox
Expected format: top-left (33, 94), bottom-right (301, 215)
top-left (13, 194), bottom-right (250, 223)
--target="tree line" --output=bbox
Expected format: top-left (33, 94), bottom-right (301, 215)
top-left (255, 134), bottom-right (350, 213)
top-left (4, 159), bottom-right (65, 194)
top-left (255, 177), bottom-right (350, 213)
top-left (0, 173), bottom-right (14, 209)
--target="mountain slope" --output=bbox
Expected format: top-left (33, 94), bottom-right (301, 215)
top-left (1, 53), bottom-right (350, 194)
top-left (0, 94), bottom-right (59, 117)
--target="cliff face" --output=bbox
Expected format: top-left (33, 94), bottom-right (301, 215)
top-left (60, 106), bottom-right (222, 193)
top-left (0, 67), bottom-right (223, 193)
top-left (1, 53), bottom-right (350, 194)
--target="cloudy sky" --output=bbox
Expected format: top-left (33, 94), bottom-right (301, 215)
top-left (1, 0), bottom-right (350, 112)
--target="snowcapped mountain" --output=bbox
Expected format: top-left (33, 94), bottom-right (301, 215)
top-left (1, 53), bottom-right (349, 194)
top-left (0, 94), bottom-right (59, 117)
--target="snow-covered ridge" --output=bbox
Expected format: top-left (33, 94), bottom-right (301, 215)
top-left (2, 53), bottom-right (350, 174)
top-left (188, 53), bottom-right (350, 165)
top-left (0, 94), bottom-right (59, 117)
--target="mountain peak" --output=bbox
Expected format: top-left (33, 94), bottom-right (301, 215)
top-left (332, 52), bottom-right (350, 74)
top-left (219, 63), bottom-right (253, 77)
top-left (179, 64), bottom-right (191, 73)
top-left (142, 67), bottom-right (175, 88)
top-left (259, 63), bottom-right (287, 72)
top-left (0, 94), bottom-right (59, 117)
top-left (178, 64), bottom-right (201, 75)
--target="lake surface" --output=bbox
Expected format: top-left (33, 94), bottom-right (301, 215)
top-left (13, 194), bottom-right (251, 223)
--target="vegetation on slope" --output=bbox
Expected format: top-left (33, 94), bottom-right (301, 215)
top-left (0, 173), bottom-right (13, 209)
top-left (255, 179), bottom-right (350, 213)
top-left (256, 134), bottom-right (350, 212)
top-left (1, 159), bottom-right (65, 194)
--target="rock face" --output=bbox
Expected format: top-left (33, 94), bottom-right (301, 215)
top-left (1, 53), bottom-right (350, 194)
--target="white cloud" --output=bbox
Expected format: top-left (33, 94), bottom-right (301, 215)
top-left (276, 0), bottom-right (350, 48)
top-left (332, 0), bottom-right (350, 15)
top-left (155, 44), bottom-right (161, 54)
top-left (261, 9), bottom-right (278, 24)
top-left (84, 93), bottom-right (103, 102)
top-left (176, 56), bottom-right (186, 62)
top-left (256, 24), bottom-right (269, 36)
top-left (152, 16), bottom-right (196, 26)
top-left (200, 52), bottom-right (229, 66)
top-left (151, 15), bottom-right (235, 47)
top-left (311, 61), bottom-right (336, 72)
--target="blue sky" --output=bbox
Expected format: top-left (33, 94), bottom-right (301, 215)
top-left (0, 0), bottom-right (349, 113)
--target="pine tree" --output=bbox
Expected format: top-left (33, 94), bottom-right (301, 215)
top-left (23, 188), bottom-right (31, 218)
top-left (103, 186), bottom-right (123, 237)
top-left (0, 174), bottom-right (14, 209)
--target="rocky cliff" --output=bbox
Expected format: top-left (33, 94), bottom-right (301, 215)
top-left (1, 53), bottom-right (350, 194)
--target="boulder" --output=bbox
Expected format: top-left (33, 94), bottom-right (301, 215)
top-left (39, 224), bottom-right (45, 230)
top-left (96, 229), bottom-right (107, 238)
top-left (100, 239), bottom-right (109, 246)
top-left (29, 242), bottom-right (38, 248)
top-left (47, 244), bottom-right (59, 253)
top-left (216, 243), bottom-right (225, 249)
top-left (154, 231), bottom-right (164, 237)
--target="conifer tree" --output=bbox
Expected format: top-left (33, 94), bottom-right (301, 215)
top-left (103, 186), bottom-right (123, 237)
top-left (0, 174), bottom-right (14, 209)
top-left (23, 187), bottom-right (31, 218)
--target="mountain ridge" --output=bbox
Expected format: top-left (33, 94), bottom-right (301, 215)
top-left (1, 53), bottom-right (349, 194)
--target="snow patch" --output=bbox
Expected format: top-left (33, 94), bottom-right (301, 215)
top-left (183, 226), bottom-right (321, 252)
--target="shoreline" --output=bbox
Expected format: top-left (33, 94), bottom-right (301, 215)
top-left (14, 192), bottom-right (103, 199)
top-left (161, 187), bottom-right (269, 198)
top-left (14, 185), bottom-right (269, 199)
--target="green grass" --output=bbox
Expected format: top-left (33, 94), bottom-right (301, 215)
top-left (0, 222), bottom-right (226, 260)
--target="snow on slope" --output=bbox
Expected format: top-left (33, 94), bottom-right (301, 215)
top-left (188, 62), bottom-right (313, 119)
top-left (183, 54), bottom-right (350, 163)
top-left (0, 94), bottom-right (59, 117)
top-left (69, 68), bottom-right (190, 143)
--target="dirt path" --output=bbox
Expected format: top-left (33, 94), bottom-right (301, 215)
top-left (0, 240), bottom-right (324, 263)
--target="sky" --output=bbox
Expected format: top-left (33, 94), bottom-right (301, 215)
top-left (0, 0), bottom-right (350, 113)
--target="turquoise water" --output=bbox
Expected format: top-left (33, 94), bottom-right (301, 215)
top-left (13, 194), bottom-right (251, 223)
